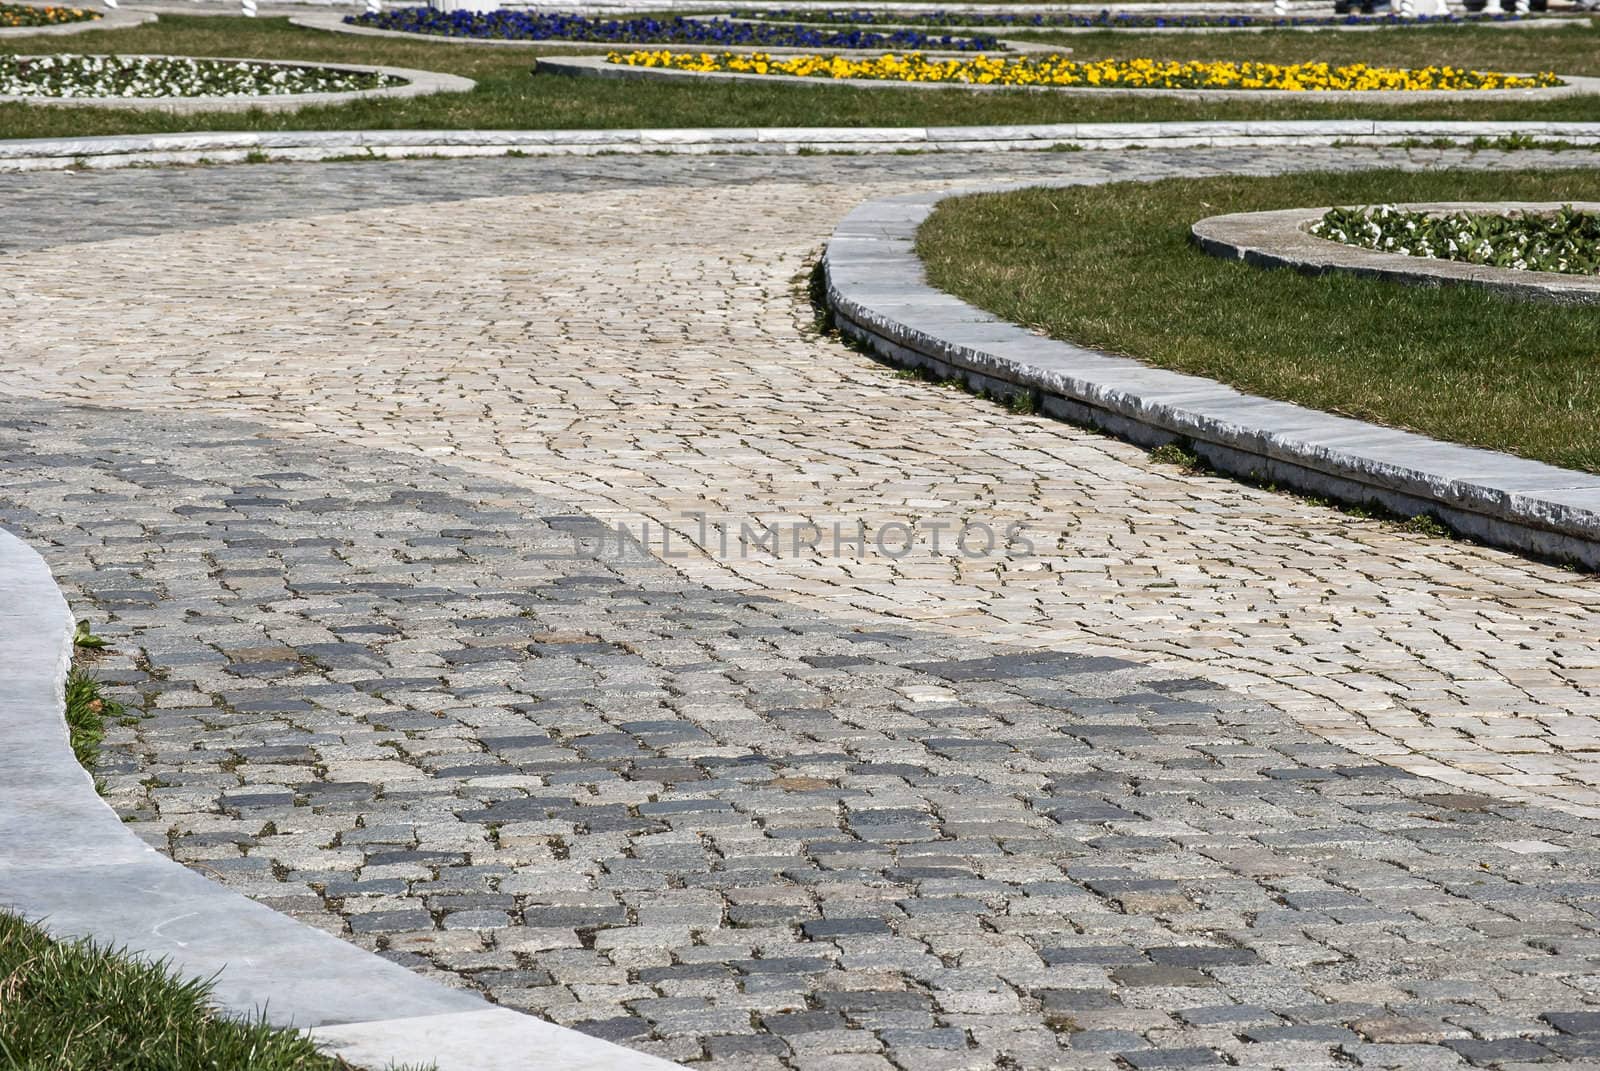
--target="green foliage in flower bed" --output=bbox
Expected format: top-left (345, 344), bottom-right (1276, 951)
top-left (1314, 202), bottom-right (1600, 273)
top-left (0, 3), bottom-right (100, 28)
top-left (0, 53), bottom-right (399, 98)
top-left (0, 911), bottom-right (363, 1070)
top-left (916, 169), bottom-right (1600, 473)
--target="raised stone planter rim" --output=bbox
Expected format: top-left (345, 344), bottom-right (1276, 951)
top-left (1193, 199), bottom-right (1600, 304)
top-left (822, 182), bottom-right (1600, 566)
top-left (0, 53), bottom-right (475, 111)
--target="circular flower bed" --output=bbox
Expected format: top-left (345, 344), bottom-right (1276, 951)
top-left (1312, 203), bottom-right (1600, 274)
top-left (729, 7), bottom-right (1532, 28)
top-left (0, 3), bottom-right (99, 28)
top-left (604, 52), bottom-right (1562, 91)
top-left (0, 54), bottom-right (403, 97)
top-left (345, 8), bottom-right (998, 50)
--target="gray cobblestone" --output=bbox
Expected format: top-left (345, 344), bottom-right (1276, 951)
top-left (5, 147), bottom-right (1600, 1068)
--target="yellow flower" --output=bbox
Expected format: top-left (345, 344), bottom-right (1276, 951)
top-left (603, 51), bottom-right (1560, 92)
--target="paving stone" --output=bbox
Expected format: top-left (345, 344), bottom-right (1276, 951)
top-left (4, 147), bottom-right (1600, 1070)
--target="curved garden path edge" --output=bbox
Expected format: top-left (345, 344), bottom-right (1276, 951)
top-left (0, 523), bottom-right (684, 1071)
top-left (4, 119), bottom-right (1600, 170)
top-left (822, 185), bottom-right (1600, 569)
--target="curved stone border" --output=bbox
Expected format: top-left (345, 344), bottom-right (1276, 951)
top-left (2, 119), bottom-right (1600, 169)
top-left (0, 522), bottom-right (685, 1071)
top-left (289, 12), bottom-right (1042, 55)
top-left (1194, 199), bottom-right (1600, 305)
top-left (0, 4), bottom-right (156, 38)
top-left (0, 55), bottom-right (474, 113)
top-left (538, 53), bottom-right (1600, 99)
top-left (822, 184), bottom-right (1600, 569)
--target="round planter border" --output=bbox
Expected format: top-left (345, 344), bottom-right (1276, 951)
top-left (537, 53), bottom-right (1599, 100)
top-left (0, 4), bottom-right (155, 38)
top-left (822, 182), bottom-right (1600, 569)
top-left (0, 54), bottom-right (475, 112)
top-left (1192, 200), bottom-right (1600, 305)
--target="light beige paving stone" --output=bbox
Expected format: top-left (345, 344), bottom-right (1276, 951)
top-left (3, 153), bottom-right (1600, 816)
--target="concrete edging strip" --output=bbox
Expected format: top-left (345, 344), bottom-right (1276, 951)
top-left (1193, 199), bottom-right (1600, 305)
top-left (0, 524), bottom-right (685, 1071)
top-left (4, 119), bottom-right (1600, 170)
top-left (0, 55), bottom-right (474, 113)
top-left (821, 185), bottom-right (1600, 568)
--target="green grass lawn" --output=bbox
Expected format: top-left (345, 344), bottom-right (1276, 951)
top-left (916, 168), bottom-right (1600, 474)
top-left (0, 912), bottom-right (358, 1070)
top-left (0, 16), bottom-right (1598, 137)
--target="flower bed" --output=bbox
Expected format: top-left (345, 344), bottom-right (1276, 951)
top-left (604, 52), bottom-right (1562, 90)
top-left (345, 8), bottom-right (998, 50)
top-left (1312, 203), bottom-right (1600, 274)
top-left (0, 55), bottom-right (402, 97)
top-left (728, 7), bottom-right (1532, 28)
top-left (0, 3), bottom-right (99, 28)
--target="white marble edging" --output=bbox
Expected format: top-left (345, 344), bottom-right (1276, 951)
top-left (1193, 200), bottom-right (1600, 304)
top-left (0, 55), bottom-right (474, 113)
top-left (2, 121), bottom-right (1600, 170)
top-left (0, 524), bottom-right (685, 1071)
top-left (821, 185), bottom-right (1600, 568)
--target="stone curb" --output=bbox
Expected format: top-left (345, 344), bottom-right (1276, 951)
top-left (288, 11), bottom-right (1043, 53)
top-left (0, 523), bottom-right (687, 1071)
top-left (821, 185), bottom-right (1600, 568)
top-left (0, 6), bottom-right (157, 38)
top-left (3, 119), bottom-right (1600, 169)
top-left (1193, 199), bottom-right (1600, 304)
top-left (537, 53), bottom-right (1600, 100)
top-left (0, 55), bottom-right (474, 113)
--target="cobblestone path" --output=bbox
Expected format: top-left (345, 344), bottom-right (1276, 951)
top-left (3, 149), bottom-right (1600, 1069)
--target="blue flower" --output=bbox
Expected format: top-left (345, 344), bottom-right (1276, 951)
top-left (344, 8), bottom-right (1000, 49)
top-left (720, 6), bottom-right (1520, 27)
